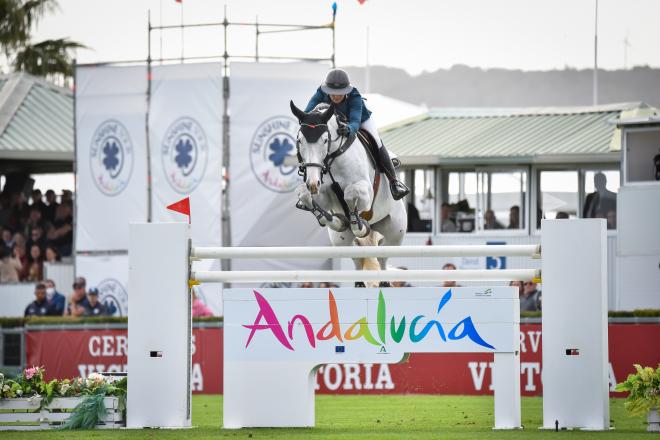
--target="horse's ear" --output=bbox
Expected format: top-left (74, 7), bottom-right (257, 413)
top-left (290, 100), bottom-right (306, 121)
top-left (320, 103), bottom-right (334, 123)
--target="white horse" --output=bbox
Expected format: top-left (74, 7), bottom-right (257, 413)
top-left (290, 101), bottom-right (407, 275)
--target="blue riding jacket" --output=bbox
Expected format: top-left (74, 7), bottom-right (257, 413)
top-left (304, 87), bottom-right (372, 134)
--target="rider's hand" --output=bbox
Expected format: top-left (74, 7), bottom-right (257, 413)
top-left (337, 124), bottom-right (350, 136)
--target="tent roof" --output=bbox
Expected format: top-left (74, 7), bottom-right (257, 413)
top-left (0, 72), bottom-right (73, 167)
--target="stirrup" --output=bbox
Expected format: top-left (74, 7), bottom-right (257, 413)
top-left (389, 180), bottom-right (410, 201)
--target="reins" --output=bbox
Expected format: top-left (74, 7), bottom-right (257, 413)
top-left (296, 119), bottom-right (357, 219)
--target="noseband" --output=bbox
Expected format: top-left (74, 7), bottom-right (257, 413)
top-left (296, 122), bottom-right (356, 185)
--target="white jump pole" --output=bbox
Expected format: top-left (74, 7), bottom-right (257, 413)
top-left (192, 244), bottom-right (540, 259)
top-left (192, 268), bottom-right (540, 283)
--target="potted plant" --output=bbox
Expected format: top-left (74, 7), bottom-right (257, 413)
top-left (616, 364), bottom-right (660, 432)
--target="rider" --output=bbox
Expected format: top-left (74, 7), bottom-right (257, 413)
top-left (304, 69), bottom-right (410, 201)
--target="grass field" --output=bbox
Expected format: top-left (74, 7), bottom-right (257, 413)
top-left (4, 395), bottom-right (649, 439)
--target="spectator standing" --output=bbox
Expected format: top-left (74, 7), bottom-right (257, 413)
top-left (45, 279), bottom-right (66, 316)
top-left (44, 190), bottom-right (59, 223)
top-left (65, 279), bottom-right (88, 316)
top-left (442, 263), bottom-right (461, 287)
top-left (24, 207), bottom-right (49, 241)
top-left (520, 281), bottom-right (542, 312)
top-left (24, 283), bottom-right (49, 317)
top-left (192, 290), bottom-right (213, 317)
top-left (583, 172), bottom-right (617, 224)
top-left (555, 211), bottom-right (569, 219)
top-left (25, 245), bottom-right (44, 281)
top-left (47, 203), bottom-right (73, 257)
top-left (298, 282), bottom-right (315, 288)
top-left (30, 189), bottom-right (47, 217)
top-left (84, 288), bottom-right (107, 316)
top-left (0, 245), bottom-right (22, 283)
top-left (61, 190), bottom-right (73, 204)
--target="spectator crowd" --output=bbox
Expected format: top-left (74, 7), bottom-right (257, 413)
top-left (0, 188), bottom-right (74, 283)
top-left (23, 276), bottom-right (115, 317)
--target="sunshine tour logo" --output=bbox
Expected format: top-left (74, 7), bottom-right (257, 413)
top-left (90, 120), bottom-right (134, 196)
top-left (162, 117), bottom-right (209, 194)
top-left (250, 116), bottom-right (300, 193)
top-left (244, 289), bottom-right (495, 351)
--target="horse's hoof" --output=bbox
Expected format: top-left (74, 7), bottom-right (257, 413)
top-left (379, 281), bottom-right (391, 288)
top-left (355, 281), bottom-right (366, 288)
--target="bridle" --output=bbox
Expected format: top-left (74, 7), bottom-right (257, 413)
top-left (296, 121), bottom-right (355, 185)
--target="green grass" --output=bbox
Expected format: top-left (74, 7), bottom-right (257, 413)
top-left (4, 395), bottom-right (649, 439)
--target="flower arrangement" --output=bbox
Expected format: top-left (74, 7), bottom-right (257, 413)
top-left (0, 367), bottom-right (127, 429)
top-left (616, 364), bottom-right (660, 416)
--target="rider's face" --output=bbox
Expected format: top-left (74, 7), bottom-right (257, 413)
top-left (329, 94), bottom-right (345, 104)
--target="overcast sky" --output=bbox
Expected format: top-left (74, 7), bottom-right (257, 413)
top-left (30, 0), bottom-right (660, 75)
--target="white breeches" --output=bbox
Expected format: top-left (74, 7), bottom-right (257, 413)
top-left (360, 117), bottom-right (383, 148)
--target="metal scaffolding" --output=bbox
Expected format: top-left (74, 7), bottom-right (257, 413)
top-left (146, 5), bottom-right (336, 272)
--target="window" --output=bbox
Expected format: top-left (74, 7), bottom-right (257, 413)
top-left (443, 171), bottom-right (477, 233)
top-left (583, 169), bottom-right (619, 229)
top-left (440, 169), bottom-right (528, 233)
top-left (401, 169), bottom-right (434, 233)
top-left (537, 170), bottom-right (579, 227)
top-left (477, 170), bottom-right (527, 231)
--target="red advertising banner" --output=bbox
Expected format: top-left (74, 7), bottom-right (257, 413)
top-left (26, 324), bottom-right (660, 396)
top-left (26, 328), bottom-right (222, 394)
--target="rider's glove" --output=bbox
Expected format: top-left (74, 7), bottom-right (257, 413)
top-left (337, 124), bottom-right (351, 136)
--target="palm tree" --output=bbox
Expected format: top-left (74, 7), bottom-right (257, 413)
top-left (1, 0), bottom-right (84, 82)
top-left (14, 38), bottom-right (84, 77)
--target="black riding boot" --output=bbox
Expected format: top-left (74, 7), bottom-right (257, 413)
top-left (378, 145), bottom-right (410, 200)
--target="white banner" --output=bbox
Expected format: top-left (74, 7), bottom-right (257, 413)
top-left (229, 62), bottom-right (330, 272)
top-left (75, 66), bottom-right (148, 251)
top-left (149, 63), bottom-right (223, 246)
top-left (76, 254), bottom-right (129, 317)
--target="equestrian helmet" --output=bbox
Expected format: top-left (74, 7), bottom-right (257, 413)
top-left (321, 69), bottom-right (353, 95)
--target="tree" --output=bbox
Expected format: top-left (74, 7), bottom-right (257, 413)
top-left (0, 0), bottom-right (85, 83)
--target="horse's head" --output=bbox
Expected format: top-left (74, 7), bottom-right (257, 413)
top-left (290, 100), bottom-right (334, 195)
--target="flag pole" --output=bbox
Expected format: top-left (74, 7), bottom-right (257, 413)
top-left (180, 0), bottom-right (184, 62)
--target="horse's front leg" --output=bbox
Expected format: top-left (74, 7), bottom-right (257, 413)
top-left (296, 184), bottom-right (348, 231)
top-left (344, 181), bottom-right (372, 238)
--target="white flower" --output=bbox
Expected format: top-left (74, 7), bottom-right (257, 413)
top-left (86, 372), bottom-right (106, 388)
top-left (2, 385), bottom-right (8, 392)
top-left (16, 389), bottom-right (23, 396)
top-left (59, 383), bottom-right (70, 395)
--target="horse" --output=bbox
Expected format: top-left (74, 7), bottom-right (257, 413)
top-left (289, 100), bottom-right (407, 277)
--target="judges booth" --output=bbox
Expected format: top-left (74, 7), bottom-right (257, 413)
top-left (614, 116), bottom-right (660, 309)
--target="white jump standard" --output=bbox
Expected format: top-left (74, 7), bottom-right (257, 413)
top-left (127, 219), bottom-right (609, 431)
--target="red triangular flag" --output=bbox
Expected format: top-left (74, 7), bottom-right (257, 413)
top-left (166, 197), bottom-right (191, 224)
